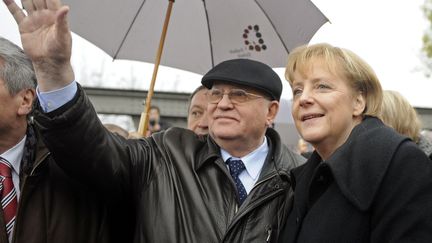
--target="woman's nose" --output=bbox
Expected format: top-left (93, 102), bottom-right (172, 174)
top-left (298, 88), bottom-right (313, 107)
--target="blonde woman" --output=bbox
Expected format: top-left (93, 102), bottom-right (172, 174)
top-left (381, 90), bottom-right (432, 158)
top-left (279, 43), bottom-right (432, 242)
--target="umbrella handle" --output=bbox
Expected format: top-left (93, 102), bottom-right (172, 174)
top-left (137, 111), bottom-right (149, 136)
top-left (138, 0), bottom-right (175, 136)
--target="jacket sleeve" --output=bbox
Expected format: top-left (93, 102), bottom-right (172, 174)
top-left (371, 140), bottom-right (432, 242)
top-left (33, 85), bottom-right (155, 200)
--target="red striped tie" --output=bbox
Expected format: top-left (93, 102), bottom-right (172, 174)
top-left (0, 157), bottom-right (17, 238)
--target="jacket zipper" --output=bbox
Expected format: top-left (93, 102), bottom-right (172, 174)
top-left (222, 171), bottom-right (288, 242)
top-left (223, 189), bottom-right (285, 242)
top-left (231, 184), bottom-right (284, 225)
top-left (266, 225), bottom-right (272, 243)
top-left (233, 170), bottom-right (288, 221)
top-left (12, 151), bottom-right (50, 243)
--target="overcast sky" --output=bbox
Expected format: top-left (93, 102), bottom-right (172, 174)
top-left (310, 0), bottom-right (431, 108)
top-left (1, 0), bottom-right (431, 108)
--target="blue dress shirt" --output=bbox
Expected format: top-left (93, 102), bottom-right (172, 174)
top-left (221, 137), bottom-right (269, 194)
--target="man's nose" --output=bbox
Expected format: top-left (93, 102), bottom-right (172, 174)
top-left (217, 93), bottom-right (234, 108)
top-left (199, 112), bottom-right (209, 127)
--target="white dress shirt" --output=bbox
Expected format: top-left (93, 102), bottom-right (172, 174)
top-left (1, 136), bottom-right (26, 242)
top-left (0, 136), bottom-right (25, 200)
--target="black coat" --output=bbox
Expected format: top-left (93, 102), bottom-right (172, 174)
top-left (279, 117), bottom-right (432, 243)
top-left (0, 125), bottom-right (128, 243)
top-left (34, 85), bottom-right (305, 243)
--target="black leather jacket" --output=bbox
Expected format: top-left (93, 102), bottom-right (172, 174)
top-left (34, 86), bottom-right (304, 243)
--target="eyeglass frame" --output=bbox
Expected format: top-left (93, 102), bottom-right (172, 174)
top-left (206, 88), bottom-right (269, 104)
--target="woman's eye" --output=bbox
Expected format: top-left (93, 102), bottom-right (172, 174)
top-left (292, 88), bottom-right (303, 96)
top-left (317, 83), bottom-right (330, 89)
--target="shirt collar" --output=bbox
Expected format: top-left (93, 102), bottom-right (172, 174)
top-left (0, 135), bottom-right (26, 176)
top-left (221, 136), bottom-right (269, 180)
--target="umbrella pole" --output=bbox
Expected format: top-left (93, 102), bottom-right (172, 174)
top-left (138, 0), bottom-right (175, 136)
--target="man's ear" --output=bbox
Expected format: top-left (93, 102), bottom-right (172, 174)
top-left (266, 101), bottom-right (279, 126)
top-left (353, 92), bottom-right (366, 117)
top-left (17, 88), bottom-right (35, 116)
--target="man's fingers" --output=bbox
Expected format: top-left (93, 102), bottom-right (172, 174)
top-left (33, 0), bottom-right (47, 10)
top-left (4, 0), bottom-right (26, 24)
top-left (3, 0), bottom-right (13, 5)
top-left (21, 0), bottom-right (35, 14)
top-left (46, 0), bottom-right (60, 10)
top-left (55, 6), bottom-right (70, 42)
top-left (56, 5), bottom-right (69, 28)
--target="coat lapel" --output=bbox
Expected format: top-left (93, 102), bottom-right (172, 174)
top-left (325, 117), bottom-right (408, 211)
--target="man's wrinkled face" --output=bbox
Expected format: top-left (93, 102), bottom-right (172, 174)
top-left (207, 82), bottom-right (278, 146)
top-left (0, 78), bottom-right (21, 133)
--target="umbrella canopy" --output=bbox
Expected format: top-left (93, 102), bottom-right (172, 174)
top-left (63, 0), bottom-right (327, 75)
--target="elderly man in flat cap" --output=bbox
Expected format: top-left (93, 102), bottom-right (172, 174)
top-left (4, 0), bottom-right (304, 242)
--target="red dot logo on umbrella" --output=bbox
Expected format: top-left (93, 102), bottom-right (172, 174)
top-left (243, 25), bottom-right (267, 52)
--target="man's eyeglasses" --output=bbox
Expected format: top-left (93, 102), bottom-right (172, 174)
top-left (206, 88), bottom-right (265, 104)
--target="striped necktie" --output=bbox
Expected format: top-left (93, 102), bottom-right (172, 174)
top-left (226, 158), bottom-right (247, 205)
top-left (0, 157), bottom-right (17, 238)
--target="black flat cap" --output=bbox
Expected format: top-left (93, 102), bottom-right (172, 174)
top-left (201, 59), bottom-right (282, 101)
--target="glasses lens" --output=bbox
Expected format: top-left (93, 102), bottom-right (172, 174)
top-left (207, 89), bottom-right (260, 104)
top-left (229, 89), bottom-right (249, 103)
top-left (207, 89), bottom-right (223, 103)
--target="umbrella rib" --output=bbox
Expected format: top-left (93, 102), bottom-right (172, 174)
top-left (202, 0), bottom-right (215, 68)
top-left (113, 0), bottom-right (149, 60)
top-left (253, 0), bottom-right (290, 54)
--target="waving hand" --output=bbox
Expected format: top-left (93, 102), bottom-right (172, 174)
top-left (4, 0), bottom-right (74, 91)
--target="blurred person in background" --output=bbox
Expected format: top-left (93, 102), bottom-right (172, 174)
top-left (422, 130), bottom-right (432, 141)
top-left (147, 105), bottom-right (171, 135)
top-left (0, 36), bottom-right (125, 243)
top-left (296, 138), bottom-right (313, 159)
top-left (422, 129), bottom-right (432, 157)
top-left (380, 90), bottom-right (432, 159)
top-left (279, 43), bottom-right (432, 242)
top-left (187, 85), bottom-right (209, 135)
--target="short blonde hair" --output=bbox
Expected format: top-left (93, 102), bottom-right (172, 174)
top-left (381, 90), bottom-right (421, 142)
top-left (285, 43), bottom-right (383, 117)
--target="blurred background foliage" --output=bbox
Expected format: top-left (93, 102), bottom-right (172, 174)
top-left (422, 0), bottom-right (432, 76)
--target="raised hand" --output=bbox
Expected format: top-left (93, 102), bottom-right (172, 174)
top-left (3, 0), bottom-right (74, 91)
